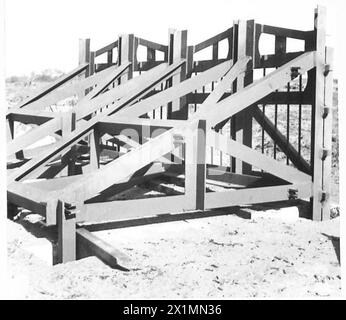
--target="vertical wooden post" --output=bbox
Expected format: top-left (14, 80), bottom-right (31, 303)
top-left (321, 46), bottom-right (333, 220)
top-left (147, 47), bottom-right (156, 63)
top-left (89, 127), bottom-right (101, 170)
top-left (231, 20), bottom-right (255, 174)
top-left (185, 120), bottom-right (206, 210)
top-left (61, 111), bottom-right (77, 175)
top-left (107, 49), bottom-right (113, 66)
top-left (78, 38), bottom-right (91, 97)
top-left (167, 29), bottom-right (188, 120)
top-left (118, 34), bottom-right (135, 83)
top-left (311, 6), bottom-right (332, 221)
top-left (56, 200), bottom-right (76, 263)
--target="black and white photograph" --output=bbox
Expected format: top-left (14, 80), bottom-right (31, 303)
top-left (0, 0), bottom-right (344, 301)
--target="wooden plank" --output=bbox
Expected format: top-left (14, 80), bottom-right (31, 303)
top-left (80, 195), bottom-right (188, 222)
top-left (17, 63), bottom-right (88, 109)
top-left (197, 51), bottom-right (315, 127)
top-left (81, 208), bottom-right (235, 232)
top-left (137, 37), bottom-right (168, 52)
top-left (205, 182), bottom-right (312, 209)
top-left (194, 28), bottom-right (232, 52)
top-left (9, 109), bottom-right (57, 125)
top-left (259, 24), bottom-right (310, 40)
top-left (76, 228), bottom-right (131, 269)
top-left (207, 131), bottom-right (311, 184)
top-left (252, 106), bottom-right (311, 174)
top-left (95, 40), bottom-right (118, 57)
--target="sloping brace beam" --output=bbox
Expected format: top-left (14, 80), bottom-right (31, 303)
top-left (207, 130), bottom-right (311, 184)
top-left (252, 106), bottom-right (311, 174)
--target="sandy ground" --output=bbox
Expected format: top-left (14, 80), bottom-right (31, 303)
top-left (6, 203), bottom-right (341, 299)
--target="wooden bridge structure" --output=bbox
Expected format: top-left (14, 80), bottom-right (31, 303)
top-left (6, 6), bottom-right (334, 267)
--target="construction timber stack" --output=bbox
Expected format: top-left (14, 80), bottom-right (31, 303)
top-left (7, 6), bottom-right (334, 267)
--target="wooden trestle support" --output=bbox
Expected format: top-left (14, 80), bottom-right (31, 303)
top-left (7, 6), bottom-right (334, 267)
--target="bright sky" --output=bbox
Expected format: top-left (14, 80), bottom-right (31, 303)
top-left (3, 0), bottom-right (343, 77)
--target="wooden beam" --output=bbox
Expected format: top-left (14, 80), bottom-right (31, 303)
top-left (7, 181), bottom-right (48, 215)
top-left (205, 182), bottom-right (312, 209)
top-left (252, 106), bottom-right (311, 174)
top-left (17, 63), bottom-right (88, 109)
top-left (190, 57), bottom-right (249, 116)
top-left (80, 195), bottom-right (189, 222)
top-left (118, 60), bottom-right (233, 118)
top-left (194, 28), bottom-right (232, 53)
top-left (7, 117), bottom-right (61, 156)
top-left (207, 131), bottom-right (311, 184)
top-left (76, 228), bottom-right (130, 269)
top-left (137, 37), bottom-right (168, 52)
top-left (95, 40), bottom-right (118, 57)
top-left (197, 51), bottom-right (315, 127)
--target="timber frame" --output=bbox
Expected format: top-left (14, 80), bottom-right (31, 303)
top-left (6, 6), bottom-right (334, 268)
